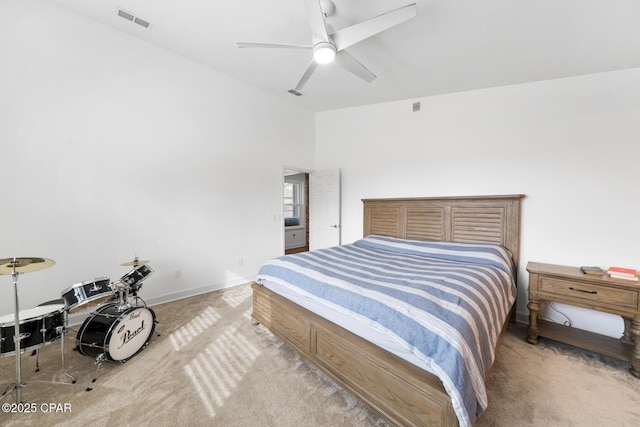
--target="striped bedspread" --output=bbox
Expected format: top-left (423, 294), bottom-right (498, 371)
top-left (256, 235), bottom-right (516, 427)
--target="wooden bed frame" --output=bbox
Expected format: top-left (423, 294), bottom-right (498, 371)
top-left (251, 194), bottom-right (524, 426)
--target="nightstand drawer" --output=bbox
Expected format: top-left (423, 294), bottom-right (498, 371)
top-left (539, 277), bottom-right (638, 309)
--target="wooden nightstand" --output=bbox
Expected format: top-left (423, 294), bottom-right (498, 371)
top-left (526, 261), bottom-right (640, 378)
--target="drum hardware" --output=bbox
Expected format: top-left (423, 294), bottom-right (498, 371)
top-left (31, 299), bottom-right (75, 383)
top-left (132, 295), bottom-right (148, 310)
top-left (0, 257), bottom-right (90, 404)
top-left (110, 280), bottom-right (130, 311)
top-left (33, 324), bottom-right (76, 383)
top-left (91, 353), bottom-right (108, 383)
top-left (110, 281), bottom-right (147, 311)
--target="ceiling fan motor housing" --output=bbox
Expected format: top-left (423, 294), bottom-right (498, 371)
top-left (319, 0), bottom-right (335, 17)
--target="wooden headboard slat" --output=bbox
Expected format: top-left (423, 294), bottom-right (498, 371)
top-left (363, 194), bottom-right (524, 270)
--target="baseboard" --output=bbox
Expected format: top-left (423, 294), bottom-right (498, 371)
top-left (67, 278), bottom-right (251, 326)
top-left (516, 310), bottom-right (529, 325)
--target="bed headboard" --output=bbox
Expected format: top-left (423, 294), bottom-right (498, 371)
top-left (362, 194), bottom-right (524, 269)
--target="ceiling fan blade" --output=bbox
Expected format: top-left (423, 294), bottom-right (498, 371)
top-left (304, 0), bottom-right (330, 44)
top-left (294, 60), bottom-right (319, 92)
top-left (237, 42), bottom-right (312, 50)
top-left (334, 51), bottom-right (376, 83)
top-left (332, 3), bottom-right (417, 51)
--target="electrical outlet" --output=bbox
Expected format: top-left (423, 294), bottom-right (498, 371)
top-left (238, 258), bottom-right (244, 267)
top-left (174, 269), bottom-right (181, 279)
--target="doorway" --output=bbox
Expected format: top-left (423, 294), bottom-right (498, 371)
top-left (283, 168), bottom-right (309, 255)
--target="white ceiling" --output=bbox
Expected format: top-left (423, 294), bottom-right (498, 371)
top-left (48, 0), bottom-right (640, 112)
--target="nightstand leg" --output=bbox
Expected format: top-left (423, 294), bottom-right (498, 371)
top-left (630, 320), bottom-right (640, 379)
top-left (527, 300), bottom-right (540, 345)
top-left (621, 317), bottom-right (634, 345)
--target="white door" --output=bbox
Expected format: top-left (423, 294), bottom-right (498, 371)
top-left (309, 169), bottom-right (341, 250)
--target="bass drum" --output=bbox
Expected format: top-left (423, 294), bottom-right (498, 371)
top-left (76, 304), bottom-right (155, 362)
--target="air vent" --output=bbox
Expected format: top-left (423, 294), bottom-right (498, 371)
top-left (288, 89), bottom-right (303, 97)
top-left (118, 9), bottom-right (134, 21)
top-left (412, 101), bottom-right (421, 112)
top-left (134, 17), bottom-right (150, 28)
top-left (118, 8), bottom-right (151, 29)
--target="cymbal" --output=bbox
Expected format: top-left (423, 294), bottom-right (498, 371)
top-left (0, 257), bottom-right (55, 275)
top-left (121, 259), bottom-right (150, 267)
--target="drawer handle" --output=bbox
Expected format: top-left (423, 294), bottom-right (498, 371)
top-left (569, 287), bottom-right (597, 295)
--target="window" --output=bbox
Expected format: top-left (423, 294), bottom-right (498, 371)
top-left (284, 176), bottom-right (305, 227)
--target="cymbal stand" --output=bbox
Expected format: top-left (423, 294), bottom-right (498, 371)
top-left (59, 310), bottom-right (75, 383)
top-left (1, 260), bottom-right (89, 403)
top-left (3, 259), bottom-right (26, 403)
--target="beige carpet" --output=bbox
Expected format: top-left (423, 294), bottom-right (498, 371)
top-left (1, 283), bottom-right (639, 426)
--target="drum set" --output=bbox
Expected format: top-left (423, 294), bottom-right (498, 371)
top-left (1, 256), bottom-right (157, 403)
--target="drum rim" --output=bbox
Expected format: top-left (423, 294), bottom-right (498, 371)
top-left (0, 304), bottom-right (66, 326)
top-left (66, 294), bottom-right (114, 313)
top-left (60, 277), bottom-right (111, 295)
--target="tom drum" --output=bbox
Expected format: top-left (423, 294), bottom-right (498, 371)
top-left (119, 264), bottom-right (153, 294)
top-left (61, 277), bottom-right (113, 313)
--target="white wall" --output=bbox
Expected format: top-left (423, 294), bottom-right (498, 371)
top-left (316, 68), bottom-right (640, 338)
top-left (0, 0), bottom-right (315, 316)
top-left (3, 1), bottom-right (638, 340)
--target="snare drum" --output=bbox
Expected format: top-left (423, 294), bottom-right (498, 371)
top-left (76, 303), bottom-right (156, 362)
top-left (61, 277), bottom-right (113, 313)
top-left (0, 305), bottom-right (65, 357)
top-left (120, 264), bottom-right (153, 294)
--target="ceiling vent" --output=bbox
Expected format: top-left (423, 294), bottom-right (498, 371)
top-left (117, 8), bottom-right (151, 29)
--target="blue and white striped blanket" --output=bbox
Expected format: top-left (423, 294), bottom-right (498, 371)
top-left (256, 235), bottom-right (516, 427)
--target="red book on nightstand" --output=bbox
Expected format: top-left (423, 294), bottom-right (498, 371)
top-left (607, 266), bottom-right (637, 278)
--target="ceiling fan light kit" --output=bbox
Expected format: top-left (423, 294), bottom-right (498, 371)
top-left (312, 42), bottom-right (336, 64)
top-left (236, 0), bottom-right (417, 95)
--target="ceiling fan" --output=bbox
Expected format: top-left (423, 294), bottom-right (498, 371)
top-left (236, 0), bottom-right (417, 95)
